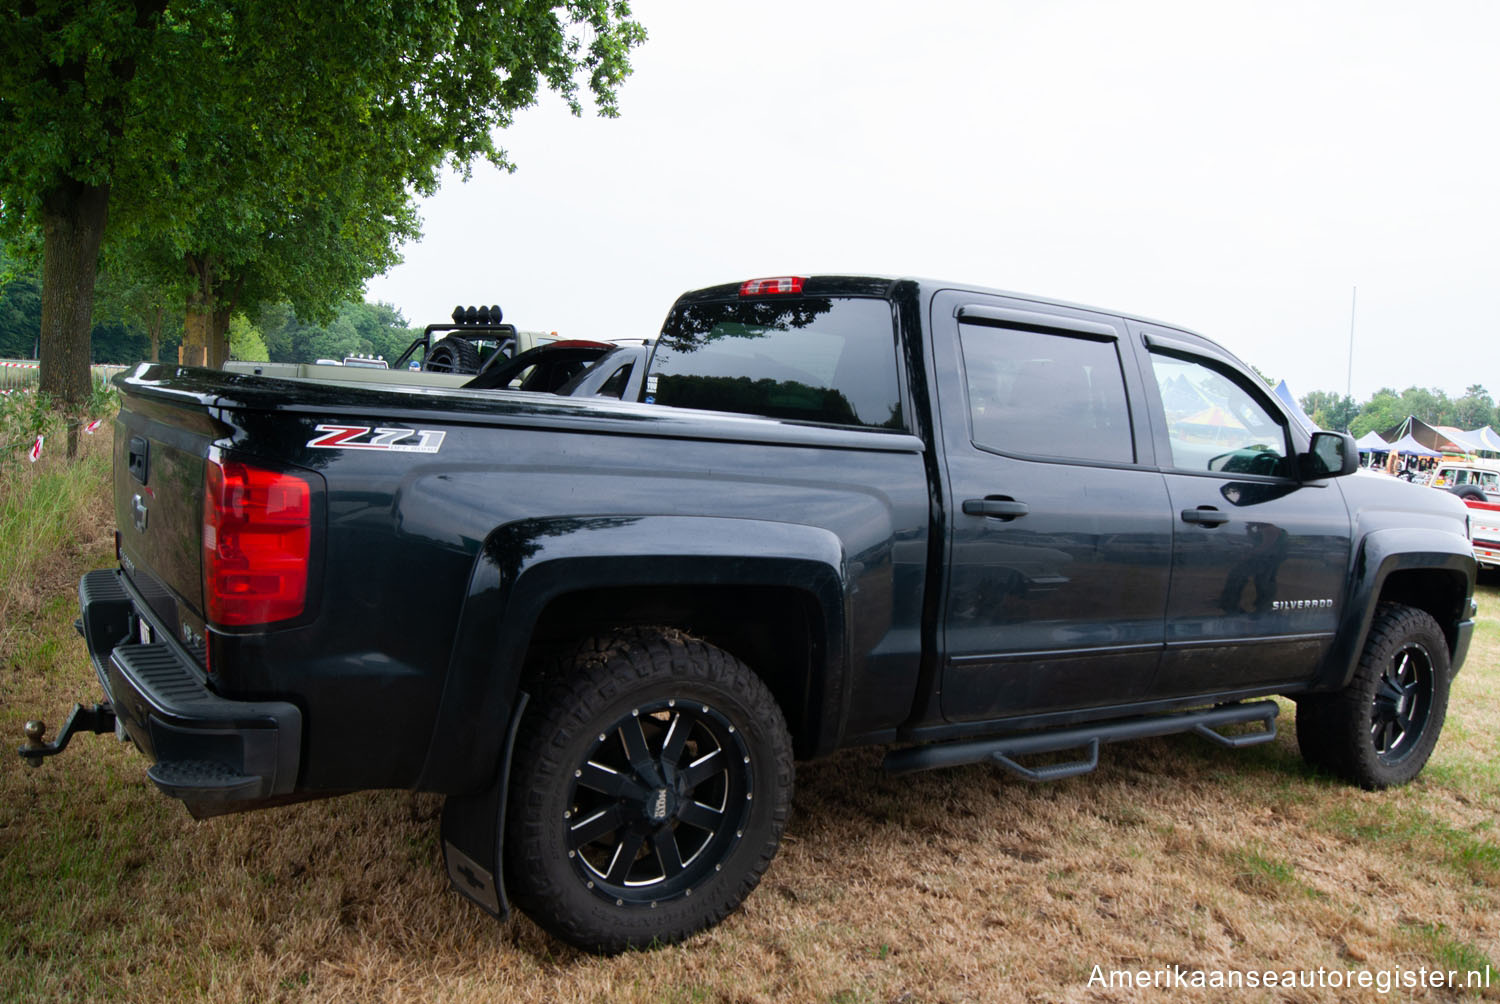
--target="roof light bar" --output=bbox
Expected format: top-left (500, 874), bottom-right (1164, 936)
top-left (739, 276), bottom-right (806, 296)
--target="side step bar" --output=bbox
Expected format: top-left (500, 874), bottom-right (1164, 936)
top-left (882, 701), bottom-right (1279, 781)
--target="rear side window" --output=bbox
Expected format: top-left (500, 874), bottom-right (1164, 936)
top-left (648, 297), bottom-right (903, 429)
top-left (595, 362), bottom-right (633, 398)
top-left (958, 323), bottom-right (1135, 464)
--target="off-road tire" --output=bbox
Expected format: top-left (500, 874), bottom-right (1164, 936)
top-left (1296, 603), bottom-right (1450, 789)
top-left (423, 336), bottom-right (480, 374)
top-left (505, 627), bottom-right (794, 954)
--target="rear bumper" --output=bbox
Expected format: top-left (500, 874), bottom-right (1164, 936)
top-left (80, 569), bottom-right (302, 803)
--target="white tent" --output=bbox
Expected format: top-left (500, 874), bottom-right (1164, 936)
top-left (1273, 380), bottom-right (1320, 434)
top-left (1465, 426), bottom-right (1500, 453)
top-left (1387, 433), bottom-right (1443, 458)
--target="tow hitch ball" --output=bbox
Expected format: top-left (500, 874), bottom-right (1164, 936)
top-left (17, 703), bottom-right (117, 767)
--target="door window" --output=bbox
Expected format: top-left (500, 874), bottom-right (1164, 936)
top-left (1149, 353), bottom-right (1291, 477)
top-left (958, 324), bottom-right (1134, 464)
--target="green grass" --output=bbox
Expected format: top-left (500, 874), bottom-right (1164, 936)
top-left (0, 430), bottom-right (112, 657)
top-left (1401, 922), bottom-right (1496, 995)
top-left (1314, 802), bottom-right (1500, 885)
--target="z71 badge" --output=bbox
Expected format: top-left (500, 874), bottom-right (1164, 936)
top-left (307, 424), bottom-right (446, 454)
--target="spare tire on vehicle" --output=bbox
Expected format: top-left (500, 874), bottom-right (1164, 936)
top-left (1451, 485), bottom-right (1487, 501)
top-left (424, 336), bottom-right (481, 374)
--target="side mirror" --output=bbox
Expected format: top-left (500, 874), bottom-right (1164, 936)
top-left (1299, 431), bottom-right (1359, 480)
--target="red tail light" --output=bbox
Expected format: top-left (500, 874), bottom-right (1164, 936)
top-left (203, 457), bottom-right (312, 626)
top-left (739, 276), bottom-right (806, 296)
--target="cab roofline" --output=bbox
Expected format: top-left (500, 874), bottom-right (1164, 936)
top-left (669, 274), bottom-right (1247, 369)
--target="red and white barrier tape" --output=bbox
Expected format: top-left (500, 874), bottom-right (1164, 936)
top-left (10, 419), bottom-right (102, 461)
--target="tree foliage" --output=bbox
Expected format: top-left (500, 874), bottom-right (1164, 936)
top-left (0, 1), bottom-right (647, 405)
top-left (1298, 390), bottom-right (1360, 433)
top-left (256, 299), bottom-right (419, 365)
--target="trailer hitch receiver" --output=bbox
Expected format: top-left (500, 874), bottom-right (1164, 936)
top-left (17, 703), bottom-right (117, 767)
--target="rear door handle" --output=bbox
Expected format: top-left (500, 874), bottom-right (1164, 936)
top-left (1181, 506), bottom-right (1229, 526)
top-left (963, 498), bottom-right (1029, 520)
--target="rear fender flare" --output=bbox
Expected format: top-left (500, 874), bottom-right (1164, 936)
top-left (416, 515), bottom-right (848, 792)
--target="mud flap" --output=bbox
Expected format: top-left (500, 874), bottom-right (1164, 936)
top-left (440, 692), bottom-right (528, 920)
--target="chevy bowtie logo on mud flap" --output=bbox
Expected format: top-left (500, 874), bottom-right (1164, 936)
top-left (307, 425), bottom-right (446, 454)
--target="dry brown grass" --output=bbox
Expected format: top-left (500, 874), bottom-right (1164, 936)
top-left (3, 460), bottom-right (1498, 1003)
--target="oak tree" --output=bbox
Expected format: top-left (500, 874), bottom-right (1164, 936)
top-left (1, 0), bottom-right (645, 403)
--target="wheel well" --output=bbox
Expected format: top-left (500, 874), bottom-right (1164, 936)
top-left (526, 585), bottom-right (829, 758)
top-left (1377, 568), bottom-right (1469, 654)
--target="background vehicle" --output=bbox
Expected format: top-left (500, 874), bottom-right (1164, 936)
top-left (1432, 462), bottom-right (1500, 502)
top-left (463, 340), bottom-right (614, 392)
top-left (1463, 497), bottom-right (1500, 571)
top-left (22, 276), bottom-right (1476, 955)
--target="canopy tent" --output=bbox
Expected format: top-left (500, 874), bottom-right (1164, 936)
top-left (1273, 380), bottom-right (1319, 434)
top-left (1434, 425), bottom-right (1485, 453)
top-left (1386, 433), bottom-right (1443, 458)
top-left (1354, 431), bottom-right (1390, 453)
top-left (1380, 416), bottom-right (1474, 454)
top-left (1465, 426), bottom-right (1500, 453)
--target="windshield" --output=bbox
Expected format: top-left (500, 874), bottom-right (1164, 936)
top-left (647, 296), bottom-right (903, 429)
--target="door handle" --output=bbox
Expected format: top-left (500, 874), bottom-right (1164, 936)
top-left (1181, 506), bottom-right (1229, 526)
top-left (962, 498), bottom-right (1029, 520)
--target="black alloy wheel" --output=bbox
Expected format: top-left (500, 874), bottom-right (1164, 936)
top-left (1369, 639), bottom-right (1435, 765)
top-left (1294, 602), bottom-right (1451, 789)
top-left (506, 627), bottom-right (793, 953)
top-left (566, 699), bottom-right (752, 905)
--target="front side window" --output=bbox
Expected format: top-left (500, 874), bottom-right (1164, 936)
top-left (648, 297), bottom-right (903, 429)
top-left (1150, 353), bottom-right (1291, 477)
top-left (958, 323), bottom-right (1135, 464)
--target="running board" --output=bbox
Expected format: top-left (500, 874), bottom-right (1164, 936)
top-left (882, 701), bottom-right (1279, 781)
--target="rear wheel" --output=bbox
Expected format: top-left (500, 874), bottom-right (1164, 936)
top-left (505, 628), bottom-right (793, 953)
top-left (1296, 603), bottom-right (1450, 789)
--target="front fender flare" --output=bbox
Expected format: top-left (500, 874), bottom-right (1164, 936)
top-left (1315, 526), bottom-right (1475, 692)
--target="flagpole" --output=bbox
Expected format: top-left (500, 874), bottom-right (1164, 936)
top-left (1346, 285), bottom-right (1356, 405)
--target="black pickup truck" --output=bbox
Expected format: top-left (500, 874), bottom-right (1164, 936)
top-left (21, 275), bottom-right (1477, 953)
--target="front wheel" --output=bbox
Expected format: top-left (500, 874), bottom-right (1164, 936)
top-left (505, 628), bottom-right (794, 953)
top-left (1296, 603), bottom-right (1450, 789)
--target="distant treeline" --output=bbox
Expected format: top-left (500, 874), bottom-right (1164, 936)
top-left (0, 267), bottom-right (421, 366)
top-left (1298, 386), bottom-right (1497, 437)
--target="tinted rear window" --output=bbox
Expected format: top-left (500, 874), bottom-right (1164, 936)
top-left (647, 297), bottom-right (903, 429)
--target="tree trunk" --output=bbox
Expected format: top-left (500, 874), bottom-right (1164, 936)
top-left (181, 308), bottom-right (211, 366)
top-left (149, 304), bottom-right (164, 362)
top-left (182, 255), bottom-right (213, 367)
top-left (39, 180), bottom-right (110, 456)
top-left (184, 255), bottom-right (236, 367)
top-left (209, 305), bottom-right (233, 368)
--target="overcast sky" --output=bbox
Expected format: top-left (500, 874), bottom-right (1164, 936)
top-left (365, 0), bottom-right (1498, 403)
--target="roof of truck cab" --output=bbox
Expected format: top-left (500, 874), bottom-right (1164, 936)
top-left (671, 274), bottom-right (1244, 367)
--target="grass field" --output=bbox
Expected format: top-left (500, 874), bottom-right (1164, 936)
top-left (2, 444), bottom-right (1498, 1002)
